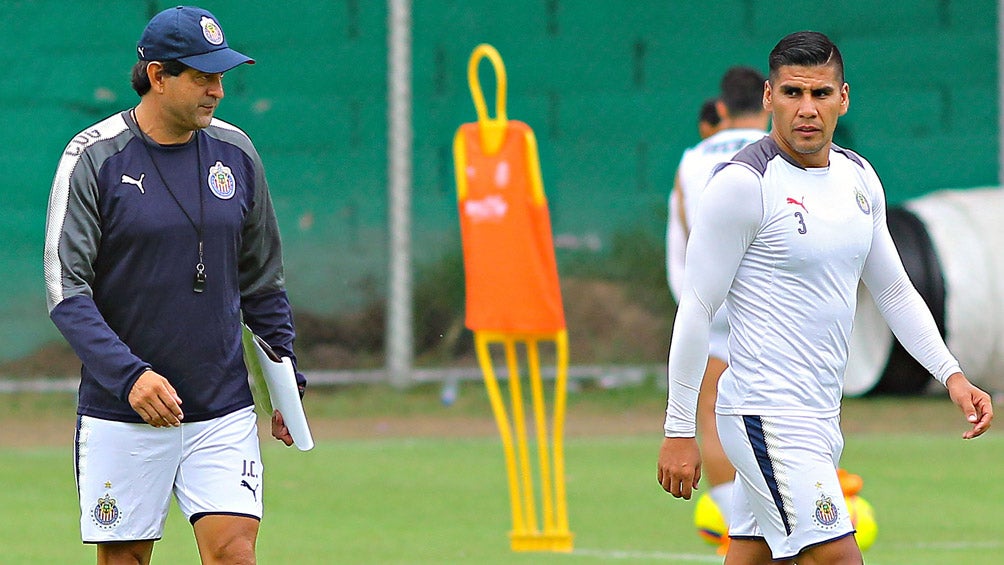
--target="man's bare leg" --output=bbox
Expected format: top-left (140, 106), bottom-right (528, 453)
top-left (193, 514), bottom-right (259, 565)
top-left (97, 540), bottom-right (154, 565)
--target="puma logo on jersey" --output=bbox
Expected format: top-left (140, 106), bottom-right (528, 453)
top-left (240, 480), bottom-right (259, 501)
top-left (121, 173), bottom-right (146, 194)
top-left (786, 196), bottom-right (808, 214)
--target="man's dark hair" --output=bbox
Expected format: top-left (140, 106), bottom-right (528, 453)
top-left (768, 31), bottom-right (844, 84)
top-left (719, 66), bottom-right (766, 117)
top-left (698, 98), bottom-right (721, 127)
top-left (130, 60), bottom-right (188, 96)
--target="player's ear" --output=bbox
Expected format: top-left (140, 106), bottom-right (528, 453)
top-left (763, 80), bottom-right (773, 112)
top-left (714, 99), bottom-right (728, 122)
top-left (839, 82), bottom-right (849, 116)
top-left (145, 61), bottom-right (166, 93)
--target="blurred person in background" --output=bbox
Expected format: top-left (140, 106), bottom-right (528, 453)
top-left (697, 97), bottom-right (724, 140)
top-left (658, 31), bottom-right (992, 564)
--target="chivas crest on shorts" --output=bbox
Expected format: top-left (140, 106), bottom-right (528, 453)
top-left (813, 492), bottom-right (840, 528)
top-left (92, 494), bottom-right (122, 529)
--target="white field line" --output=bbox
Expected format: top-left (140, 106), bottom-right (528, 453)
top-left (568, 548), bottom-right (723, 562)
top-left (882, 540), bottom-right (1004, 550)
top-left (568, 539), bottom-right (1004, 562)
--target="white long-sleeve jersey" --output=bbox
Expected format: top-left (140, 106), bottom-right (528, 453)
top-left (664, 137), bottom-right (961, 437)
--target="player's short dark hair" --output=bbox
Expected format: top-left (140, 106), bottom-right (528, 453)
top-left (719, 66), bottom-right (766, 117)
top-left (698, 98), bottom-right (721, 126)
top-left (768, 31), bottom-right (844, 84)
top-left (130, 60), bottom-right (188, 96)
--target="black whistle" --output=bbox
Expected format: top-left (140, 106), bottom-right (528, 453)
top-left (194, 270), bottom-right (206, 293)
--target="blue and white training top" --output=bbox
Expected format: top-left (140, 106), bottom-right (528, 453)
top-left (44, 109), bottom-right (303, 423)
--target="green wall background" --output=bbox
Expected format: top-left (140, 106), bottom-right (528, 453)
top-left (2, 0), bottom-right (997, 363)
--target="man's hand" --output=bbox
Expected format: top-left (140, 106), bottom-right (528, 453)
top-left (271, 409), bottom-right (294, 446)
top-left (128, 369), bottom-right (184, 427)
top-left (945, 372), bottom-right (993, 439)
top-left (657, 436), bottom-right (702, 499)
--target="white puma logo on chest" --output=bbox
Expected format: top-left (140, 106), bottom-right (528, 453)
top-left (121, 173), bottom-right (145, 194)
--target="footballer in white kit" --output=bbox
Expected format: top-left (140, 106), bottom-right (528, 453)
top-left (665, 137), bottom-right (964, 558)
top-left (659, 29), bottom-right (992, 564)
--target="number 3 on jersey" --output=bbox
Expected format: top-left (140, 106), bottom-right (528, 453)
top-left (794, 211), bottom-right (807, 234)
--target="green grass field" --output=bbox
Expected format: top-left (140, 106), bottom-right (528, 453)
top-left (0, 384), bottom-right (1000, 564)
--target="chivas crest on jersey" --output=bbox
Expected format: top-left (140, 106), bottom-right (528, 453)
top-left (854, 187), bottom-right (871, 214)
top-left (208, 161), bottom-right (236, 200)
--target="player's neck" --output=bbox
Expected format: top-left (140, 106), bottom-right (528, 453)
top-left (133, 102), bottom-right (194, 145)
top-left (724, 114), bottom-right (769, 132)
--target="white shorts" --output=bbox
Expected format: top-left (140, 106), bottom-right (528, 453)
top-left (75, 406), bottom-right (263, 543)
top-left (717, 413), bottom-right (854, 560)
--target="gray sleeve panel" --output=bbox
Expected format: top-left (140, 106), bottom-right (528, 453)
top-left (44, 114), bottom-right (132, 313)
top-left (205, 118), bottom-right (286, 297)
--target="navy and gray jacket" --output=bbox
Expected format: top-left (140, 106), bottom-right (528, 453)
top-left (44, 109), bottom-right (303, 423)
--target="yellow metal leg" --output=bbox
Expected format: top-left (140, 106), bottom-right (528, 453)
top-left (474, 332), bottom-right (525, 535)
top-left (503, 338), bottom-right (538, 534)
top-left (527, 338), bottom-right (555, 532)
top-left (553, 330), bottom-right (571, 537)
top-left (475, 330), bottom-right (574, 552)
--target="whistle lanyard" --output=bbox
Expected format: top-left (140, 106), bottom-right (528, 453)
top-left (131, 109), bottom-right (207, 293)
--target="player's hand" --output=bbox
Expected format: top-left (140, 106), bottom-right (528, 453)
top-left (128, 369), bottom-right (184, 427)
top-left (658, 436), bottom-right (702, 499)
top-left (945, 372), bottom-right (993, 439)
top-left (271, 409), bottom-right (294, 446)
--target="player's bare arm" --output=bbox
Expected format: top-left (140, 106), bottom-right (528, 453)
top-left (128, 369), bottom-right (184, 427)
top-left (944, 372), bottom-right (994, 439)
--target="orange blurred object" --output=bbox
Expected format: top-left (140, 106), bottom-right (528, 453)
top-left (838, 468), bottom-right (864, 497)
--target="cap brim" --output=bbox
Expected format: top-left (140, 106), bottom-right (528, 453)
top-left (179, 48), bottom-right (255, 74)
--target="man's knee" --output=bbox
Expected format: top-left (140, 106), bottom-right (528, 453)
top-left (193, 515), bottom-right (259, 565)
top-left (796, 535), bottom-right (863, 565)
top-left (96, 540), bottom-right (154, 565)
top-left (200, 536), bottom-right (256, 564)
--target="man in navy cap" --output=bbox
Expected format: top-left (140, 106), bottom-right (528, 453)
top-left (44, 6), bottom-right (305, 563)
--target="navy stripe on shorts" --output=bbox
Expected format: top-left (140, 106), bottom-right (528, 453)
top-left (742, 415), bottom-right (792, 535)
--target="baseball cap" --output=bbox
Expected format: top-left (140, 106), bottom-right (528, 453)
top-left (137, 6), bottom-right (254, 73)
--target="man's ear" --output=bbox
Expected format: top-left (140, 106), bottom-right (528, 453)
top-left (714, 99), bottom-right (728, 122)
top-left (145, 61), bottom-right (165, 93)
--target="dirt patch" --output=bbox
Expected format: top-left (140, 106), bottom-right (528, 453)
top-left (0, 342), bottom-right (81, 378)
top-left (282, 410), bottom-right (660, 443)
top-left (562, 279), bottom-right (670, 363)
top-left (0, 408), bottom-right (663, 449)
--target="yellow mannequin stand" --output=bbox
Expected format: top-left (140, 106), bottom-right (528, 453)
top-left (474, 330), bottom-right (573, 552)
top-left (454, 44), bottom-right (573, 552)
